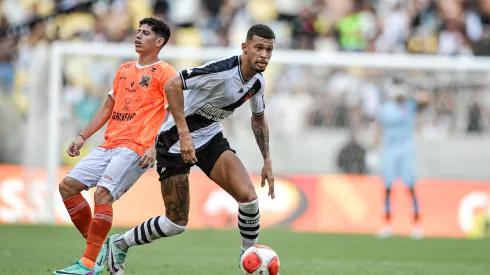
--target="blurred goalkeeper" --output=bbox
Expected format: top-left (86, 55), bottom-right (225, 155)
top-left (53, 18), bottom-right (177, 274)
top-left (373, 79), bottom-right (429, 240)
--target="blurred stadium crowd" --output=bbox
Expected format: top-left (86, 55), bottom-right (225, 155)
top-left (0, 0), bottom-right (489, 165)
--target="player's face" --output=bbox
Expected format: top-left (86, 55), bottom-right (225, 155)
top-left (243, 35), bottom-right (274, 73)
top-left (135, 24), bottom-right (164, 54)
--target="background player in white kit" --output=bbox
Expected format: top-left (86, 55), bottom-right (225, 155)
top-left (99, 24), bottom-right (276, 274)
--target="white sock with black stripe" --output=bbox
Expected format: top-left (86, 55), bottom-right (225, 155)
top-left (238, 199), bottom-right (260, 251)
top-left (115, 215), bottom-right (186, 251)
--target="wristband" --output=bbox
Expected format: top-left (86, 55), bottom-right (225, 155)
top-left (79, 134), bottom-right (86, 141)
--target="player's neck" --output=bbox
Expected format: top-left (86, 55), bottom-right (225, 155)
top-left (138, 53), bottom-right (160, 67)
top-left (239, 55), bottom-right (256, 82)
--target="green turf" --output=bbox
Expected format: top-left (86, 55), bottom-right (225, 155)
top-left (0, 224), bottom-right (488, 275)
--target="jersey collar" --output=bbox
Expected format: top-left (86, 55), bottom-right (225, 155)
top-left (237, 56), bottom-right (248, 84)
top-left (136, 60), bottom-right (162, 69)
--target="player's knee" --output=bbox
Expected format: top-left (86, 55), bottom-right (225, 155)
top-left (235, 188), bottom-right (257, 204)
top-left (94, 186), bottom-right (114, 205)
top-left (59, 178), bottom-right (84, 199)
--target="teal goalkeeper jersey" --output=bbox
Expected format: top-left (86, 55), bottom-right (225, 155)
top-left (376, 99), bottom-right (418, 153)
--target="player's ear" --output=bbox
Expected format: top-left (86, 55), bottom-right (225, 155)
top-left (241, 42), bottom-right (247, 55)
top-left (157, 38), bottom-right (165, 47)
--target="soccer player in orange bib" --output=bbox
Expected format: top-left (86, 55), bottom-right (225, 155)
top-left (53, 18), bottom-right (177, 275)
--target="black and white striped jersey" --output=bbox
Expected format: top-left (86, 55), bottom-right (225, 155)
top-left (158, 55), bottom-right (266, 154)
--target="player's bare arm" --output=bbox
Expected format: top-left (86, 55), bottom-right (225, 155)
top-left (67, 95), bottom-right (115, 157)
top-left (251, 113), bottom-right (275, 199)
top-left (164, 76), bottom-right (197, 164)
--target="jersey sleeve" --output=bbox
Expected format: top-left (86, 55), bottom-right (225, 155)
top-left (249, 80), bottom-right (266, 115)
top-left (179, 60), bottom-right (227, 90)
top-left (108, 78), bottom-right (118, 100)
top-left (108, 63), bottom-right (125, 99)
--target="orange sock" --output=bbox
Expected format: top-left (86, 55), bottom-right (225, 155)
top-left (63, 194), bottom-right (92, 239)
top-left (81, 204), bottom-right (113, 269)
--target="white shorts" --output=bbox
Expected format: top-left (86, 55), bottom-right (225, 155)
top-left (66, 147), bottom-right (150, 200)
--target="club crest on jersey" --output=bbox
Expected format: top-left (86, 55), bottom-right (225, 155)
top-left (122, 98), bottom-right (132, 111)
top-left (139, 74), bottom-right (152, 88)
top-left (244, 89), bottom-right (256, 101)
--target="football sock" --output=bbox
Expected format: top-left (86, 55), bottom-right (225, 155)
top-left (116, 215), bottom-right (186, 252)
top-left (384, 188), bottom-right (392, 223)
top-left (409, 187), bottom-right (420, 224)
top-left (238, 199), bottom-right (260, 251)
top-left (81, 204), bottom-right (113, 268)
top-left (63, 194), bottom-right (92, 239)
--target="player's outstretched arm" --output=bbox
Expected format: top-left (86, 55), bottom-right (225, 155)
top-left (251, 113), bottom-right (275, 199)
top-left (372, 121), bottom-right (383, 149)
top-left (67, 96), bottom-right (115, 157)
top-left (164, 76), bottom-right (197, 164)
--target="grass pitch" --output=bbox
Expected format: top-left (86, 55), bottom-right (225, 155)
top-left (0, 224), bottom-right (488, 275)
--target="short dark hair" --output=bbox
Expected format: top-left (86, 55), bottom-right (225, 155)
top-left (246, 24), bottom-right (275, 41)
top-left (139, 17), bottom-right (171, 46)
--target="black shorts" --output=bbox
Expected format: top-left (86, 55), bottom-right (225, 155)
top-left (155, 132), bottom-right (235, 180)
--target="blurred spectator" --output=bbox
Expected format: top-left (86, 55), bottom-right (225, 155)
top-left (0, 13), bottom-right (16, 93)
top-left (375, 0), bottom-right (410, 53)
top-left (336, 137), bottom-right (367, 174)
top-left (13, 17), bottom-right (47, 113)
top-left (0, 0), bottom-right (488, 151)
top-left (333, 0), bottom-right (369, 52)
top-left (467, 100), bottom-right (484, 134)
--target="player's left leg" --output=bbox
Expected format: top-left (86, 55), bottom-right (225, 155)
top-left (201, 149), bottom-right (259, 253)
top-left (55, 147), bottom-right (147, 274)
top-left (191, 133), bottom-right (259, 253)
top-left (201, 149), bottom-right (258, 267)
top-left (401, 153), bottom-right (422, 239)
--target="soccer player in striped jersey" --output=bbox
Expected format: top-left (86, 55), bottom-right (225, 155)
top-left (101, 24), bottom-right (276, 274)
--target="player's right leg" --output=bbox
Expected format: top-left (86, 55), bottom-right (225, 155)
top-left (59, 147), bottom-right (111, 239)
top-left (378, 151), bottom-right (397, 238)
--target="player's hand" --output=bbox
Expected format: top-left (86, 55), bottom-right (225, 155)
top-left (139, 146), bottom-right (156, 169)
top-left (179, 131), bottom-right (197, 164)
top-left (67, 136), bottom-right (85, 157)
top-left (415, 91), bottom-right (430, 104)
top-left (261, 159), bottom-right (275, 199)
